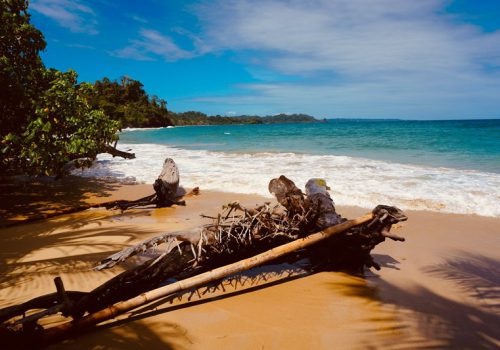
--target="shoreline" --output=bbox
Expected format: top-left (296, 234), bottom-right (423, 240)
top-left (0, 178), bottom-right (498, 348)
top-left (72, 145), bottom-right (500, 217)
top-left (1, 176), bottom-right (498, 226)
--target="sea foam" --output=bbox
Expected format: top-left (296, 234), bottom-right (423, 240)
top-left (73, 143), bottom-right (500, 217)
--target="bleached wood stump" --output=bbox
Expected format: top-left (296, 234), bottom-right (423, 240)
top-left (153, 158), bottom-right (180, 207)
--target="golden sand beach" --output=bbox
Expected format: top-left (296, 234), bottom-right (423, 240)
top-left (0, 177), bottom-right (498, 349)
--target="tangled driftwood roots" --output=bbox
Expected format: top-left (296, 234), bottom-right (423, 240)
top-left (0, 175), bottom-right (407, 348)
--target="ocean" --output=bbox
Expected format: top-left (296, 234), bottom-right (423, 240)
top-left (75, 119), bottom-right (500, 217)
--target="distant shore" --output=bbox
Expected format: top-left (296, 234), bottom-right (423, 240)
top-left (0, 177), bottom-right (498, 349)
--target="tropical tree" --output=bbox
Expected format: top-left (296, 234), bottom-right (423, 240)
top-left (90, 76), bottom-right (173, 128)
top-left (1, 0), bottom-right (123, 176)
top-left (14, 69), bottom-right (120, 176)
top-left (0, 0), bottom-right (46, 136)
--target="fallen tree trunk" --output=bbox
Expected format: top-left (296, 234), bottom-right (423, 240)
top-left (102, 157), bottom-right (185, 210)
top-left (0, 158), bottom-right (194, 228)
top-left (102, 144), bottom-right (135, 159)
top-left (68, 176), bottom-right (406, 318)
top-left (0, 175), bottom-right (407, 348)
top-left (43, 212), bottom-right (375, 344)
top-left (154, 158), bottom-right (180, 206)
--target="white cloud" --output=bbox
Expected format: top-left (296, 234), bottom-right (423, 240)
top-left (67, 43), bottom-right (95, 50)
top-left (31, 0), bottom-right (98, 35)
top-left (113, 29), bottom-right (195, 61)
top-left (130, 15), bottom-right (148, 24)
top-left (190, 0), bottom-right (500, 118)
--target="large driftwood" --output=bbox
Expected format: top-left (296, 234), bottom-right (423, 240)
top-left (0, 175), bottom-right (407, 348)
top-left (305, 178), bottom-right (343, 229)
top-left (108, 157), bottom-right (185, 210)
top-left (46, 213), bottom-right (376, 344)
top-left (154, 158), bottom-right (180, 205)
top-left (68, 177), bottom-right (406, 318)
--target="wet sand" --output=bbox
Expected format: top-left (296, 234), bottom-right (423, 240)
top-left (0, 178), bottom-right (498, 349)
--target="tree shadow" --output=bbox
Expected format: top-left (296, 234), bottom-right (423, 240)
top-left (97, 262), bottom-right (311, 328)
top-left (374, 280), bottom-right (499, 349)
top-left (0, 212), bottom-right (161, 304)
top-left (336, 253), bottom-right (500, 349)
top-left (0, 175), bottom-right (123, 226)
top-left (48, 319), bottom-right (190, 350)
top-left (422, 253), bottom-right (500, 310)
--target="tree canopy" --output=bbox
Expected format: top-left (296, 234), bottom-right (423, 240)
top-left (1, 0), bottom-right (121, 176)
top-left (0, 0), bottom-right (317, 176)
top-left (169, 112), bottom-right (317, 126)
top-left (90, 76), bottom-right (173, 128)
top-left (0, 0), bottom-right (46, 136)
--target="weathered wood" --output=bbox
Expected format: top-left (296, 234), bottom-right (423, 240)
top-left (77, 176), bottom-right (405, 317)
top-left (71, 241), bottom-right (197, 318)
top-left (268, 175), bottom-right (307, 216)
top-left (102, 144), bottom-right (135, 159)
top-left (154, 158), bottom-right (180, 207)
top-left (0, 159), bottom-right (189, 228)
top-left (43, 212), bottom-right (376, 343)
top-left (94, 231), bottom-right (193, 270)
top-left (0, 291), bottom-right (87, 325)
top-left (0, 175), bottom-right (407, 347)
top-left (305, 178), bottom-right (343, 229)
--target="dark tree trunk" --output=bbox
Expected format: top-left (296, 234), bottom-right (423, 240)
top-left (102, 144), bottom-right (135, 159)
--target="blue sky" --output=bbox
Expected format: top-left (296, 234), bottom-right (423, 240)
top-left (30, 0), bottom-right (500, 119)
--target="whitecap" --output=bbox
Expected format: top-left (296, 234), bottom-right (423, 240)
top-left (73, 143), bottom-right (500, 217)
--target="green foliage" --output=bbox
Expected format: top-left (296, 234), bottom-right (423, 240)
top-left (90, 76), bottom-right (173, 128)
top-left (170, 112), bottom-right (317, 126)
top-left (0, 0), bottom-right (46, 136)
top-left (1, 1), bottom-right (121, 176)
top-left (7, 70), bottom-right (120, 176)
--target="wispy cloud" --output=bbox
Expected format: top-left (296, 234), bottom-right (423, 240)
top-left (31, 0), bottom-right (98, 35)
top-left (190, 0), bottom-right (500, 118)
top-left (67, 43), bottom-right (95, 50)
top-left (113, 28), bottom-right (195, 61)
top-left (130, 15), bottom-right (148, 24)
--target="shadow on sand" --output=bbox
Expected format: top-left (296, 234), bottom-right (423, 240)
top-left (337, 253), bottom-right (500, 349)
top-left (0, 211), bottom-right (160, 293)
top-left (0, 176), bottom-right (123, 226)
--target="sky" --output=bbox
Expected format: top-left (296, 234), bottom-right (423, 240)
top-left (29, 0), bottom-right (500, 119)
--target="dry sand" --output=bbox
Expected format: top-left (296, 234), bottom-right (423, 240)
top-left (0, 177), bottom-right (498, 349)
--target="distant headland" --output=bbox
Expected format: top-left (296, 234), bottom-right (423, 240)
top-left (89, 77), bottom-right (319, 128)
top-left (169, 111), bottom-right (319, 126)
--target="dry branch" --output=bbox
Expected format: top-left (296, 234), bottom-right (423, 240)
top-left (0, 174), bottom-right (407, 348)
top-left (43, 212), bottom-right (375, 343)
top-left (102, 144), bottom-right (135, 159)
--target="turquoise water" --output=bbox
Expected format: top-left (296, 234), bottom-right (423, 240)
top-left (80, 119), bottom-right (500, 215)
top-left (120, 119), bottom-right (500, 174)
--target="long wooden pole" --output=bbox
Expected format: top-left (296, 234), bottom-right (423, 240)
top-left (43, 212), bottom-right (374, 342)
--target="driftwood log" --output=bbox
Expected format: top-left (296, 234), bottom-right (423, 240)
top-left (44, 213), bottom-right (377, 344)
top-left (0, 175), bottom-right (407, 348)
top-left (1, 158), bottom-right (194, 228)
top-left (96, 157), bottom-right (186, 210)
top-left (102, 144), bottom-right (135, 159)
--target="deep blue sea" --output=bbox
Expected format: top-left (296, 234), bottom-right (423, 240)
top-left (78, 119), bottom-right (500, 216)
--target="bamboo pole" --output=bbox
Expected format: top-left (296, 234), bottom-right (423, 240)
top-left (43, 212), bottom-right (374, 343)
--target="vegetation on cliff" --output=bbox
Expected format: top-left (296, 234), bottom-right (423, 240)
top-left (169, 111), bottom-right (317, 126)
top-left (89, 77), bottom-right (173, 128)
top-left (0, 0), bottom-right (318, 176)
